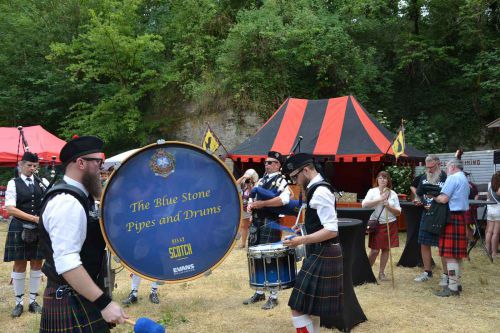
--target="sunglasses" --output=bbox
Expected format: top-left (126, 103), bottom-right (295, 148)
top-left (290, 167), bottom-right (305, 182)
top-left (265, 160), bottom-right (278, 165)
top-left (81, 157), bottom-right (104, 167)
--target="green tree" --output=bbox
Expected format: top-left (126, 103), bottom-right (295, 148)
top-left (48, 0), bottom-right (167, 150)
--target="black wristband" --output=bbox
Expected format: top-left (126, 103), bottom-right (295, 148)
top-left (93, 293), bottom-right (112, 311)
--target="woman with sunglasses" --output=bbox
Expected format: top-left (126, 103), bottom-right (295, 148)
top-left (362, 171), bottom-right (401, 281)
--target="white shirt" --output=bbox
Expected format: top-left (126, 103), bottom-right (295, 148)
top-left (362, 187), bottom-right (401, 223)
top-left (5, 174), bottom-right (38, 207)
top-left (307, 174), bottom-right (338, 232)
top-left (42, 175), bottom-right (89, 275)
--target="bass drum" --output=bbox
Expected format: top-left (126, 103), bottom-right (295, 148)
top-left (100, 142), bottom-right (241, 282)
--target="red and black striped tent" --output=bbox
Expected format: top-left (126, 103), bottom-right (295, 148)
top-left (228, 96), bottom-right (426, 163)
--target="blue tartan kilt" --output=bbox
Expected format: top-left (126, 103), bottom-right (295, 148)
top-left (418, 214), bottom-right (440, 247)
top-left (288, 242), bottom-right (343, 323)
top-left (40, 287), bottom-right (111, 333)
top-left (3, 218), bottom-right (44, 262)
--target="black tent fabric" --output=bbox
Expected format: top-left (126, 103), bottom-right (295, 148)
top-left (229, 96), bottom-right (426, 162)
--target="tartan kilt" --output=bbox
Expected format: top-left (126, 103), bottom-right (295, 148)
top-left (439, 212), bottom-right (467, 259)
top-left (4, 218), bottom-right (44, 262)
top-left (418, 214), bottom-right (440, 247)
top-left (288, 243), bottom-right (343, 321)
top-left (463, 207), bottom-right (476, 225)
top-left (248, 216), bottom-right (281, 247)
top-left (40, 287), bottom-right (110, 333)
top-left (368, 222), bottom-right (399, 250)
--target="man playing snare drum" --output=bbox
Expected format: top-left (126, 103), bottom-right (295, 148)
top-left (244, 151), bottom-right (290, 310)
top-left (282, 153), bottom-right (343, 333)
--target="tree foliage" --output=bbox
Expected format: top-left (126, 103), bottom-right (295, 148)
top-left (0, 0), bottom-right (498, 154)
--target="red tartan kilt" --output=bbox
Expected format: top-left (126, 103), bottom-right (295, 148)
top-left (368, 222), bottom-right (399, 250)
top-left (439, 212), bottom-right (467, 258)
top-left (463, 207), bottom-right (476, 225)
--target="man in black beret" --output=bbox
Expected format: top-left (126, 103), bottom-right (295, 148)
top-left (38, 136), bottom-right (128, 332)
top-left (243, 150), bottom-right (291, 310)
top-left (4, 151), bottom-right (45, 317)
top-left (282, 153), bottom-right (343, 332)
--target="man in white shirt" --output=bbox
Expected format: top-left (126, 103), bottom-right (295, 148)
top-left (4, 152), bottom-right (44, 317)
top-left (283, 153), bottom-right (343, 333)
top-left (38, 136), bottom-right (128, 332)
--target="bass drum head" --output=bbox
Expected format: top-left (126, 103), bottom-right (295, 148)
top-left (100, 142), bottom-right (241, 282)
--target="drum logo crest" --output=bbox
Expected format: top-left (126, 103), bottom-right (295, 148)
top-left (150, 149), bottom-right (175, 178)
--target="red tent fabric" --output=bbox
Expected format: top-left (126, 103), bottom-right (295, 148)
top-left (228, 96), bottom-right (426, 162)
top-left (0, 126), bottom-right (66, 166)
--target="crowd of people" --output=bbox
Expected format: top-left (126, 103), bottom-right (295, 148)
top-left (2, 137), bottom-right (499, 332)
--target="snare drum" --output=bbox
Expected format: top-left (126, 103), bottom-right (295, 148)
top-left (247, 243), bottom-right (297, 290)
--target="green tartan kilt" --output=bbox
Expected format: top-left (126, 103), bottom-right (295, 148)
top-left (4, 218), bottom-right (44, 262)
top-left (288, 242), bottom-right (343, 322)
top-left (40, 287), bottom-right (111, 333)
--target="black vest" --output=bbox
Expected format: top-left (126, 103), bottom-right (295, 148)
top-left (38, 182), bottom-right (106, 287)
top-left (305, 181), bottom-right (334, 235)
top-left (14, 177), bottom-right (43, 222)
top-left (254, 174), bottom-right (285, 219)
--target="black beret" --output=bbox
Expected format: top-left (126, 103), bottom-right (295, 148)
top-left (267, 151), bottom-right (284, 164)
top-left (22, 152), bottom-right (38, 163)
top-left (60, 136), bottom-right (104, 166)
top-left (282, 153), bottom-right (314, 175)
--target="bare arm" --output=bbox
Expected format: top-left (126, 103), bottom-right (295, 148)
top-left (6, 206), bottom-right (39, 223)
top-left (63, 266), bottom-right (128, 324)
top-left (283, 228), bottom-right (337, 248)
top-left (434, 193), bottom-right (449, 204)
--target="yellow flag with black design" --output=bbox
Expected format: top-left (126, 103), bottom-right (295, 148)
top-left (392, 130), bottom-right (405, 160)
top-left (202, 127), bottom-right (220, 153)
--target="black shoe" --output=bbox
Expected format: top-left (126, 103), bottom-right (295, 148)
top-left (122, 292), bottom-right (138, 305)
top-left (28, 301), bottom-right (42, 314)
top-left (434, 286), bottom-right (460, 297)
top-left (261, 297), bottom-right (278, 310)
top-left (458, 285), bottom-right (463, 292)
top-left (149, 291), bottom-right (160, 304)
top-left (11, 304), bottom-right (23, 318)
top-left (242, 293), bottom-right (265, 305)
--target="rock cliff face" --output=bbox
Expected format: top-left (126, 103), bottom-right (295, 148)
top-left (173, 107), bottom-right (262, 155)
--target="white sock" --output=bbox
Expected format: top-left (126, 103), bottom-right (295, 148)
top-left (292, 314), bottom-right (314, 332)
top-left (269, 290), bottom-right (278, 299)
top-left (311, 316), bottom-right (320, 333)
top-left (256, 290), bottom-right (264, 295)
top-left (12, 271), bottom-right (26, 306)
top-left (131, 274), bottom-right (141, 296)
top-left (29, 270), bottom-right (42, 304)
top-left (447, 262), bottom-right (460, 291)
top-left (151, 281), bottom-right (158, 290)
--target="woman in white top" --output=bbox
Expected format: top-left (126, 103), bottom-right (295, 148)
top-left (485, 172), bottom-right (500, 259)
top-left (236, 169), bottom-right (259, 248)
top-left (362, 171), bottom-right (401, 281)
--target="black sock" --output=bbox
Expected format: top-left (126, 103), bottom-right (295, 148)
top-left (425, 270), bottom-right (433, 277)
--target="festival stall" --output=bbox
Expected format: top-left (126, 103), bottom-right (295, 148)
top-left (0, 125), bottom-right (66, 166)
top-left (228, 95), bottom-right (426, 197)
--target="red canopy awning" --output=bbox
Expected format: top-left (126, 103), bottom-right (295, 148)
top-left (0, 126), bottom-right (66, 166)
top-left (228, 96), bottom-right (426, 162)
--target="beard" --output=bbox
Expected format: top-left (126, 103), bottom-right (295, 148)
top-left (426, 170), bottom-right (440, 184)
top-left (82, 169), bottom-right (102, 198)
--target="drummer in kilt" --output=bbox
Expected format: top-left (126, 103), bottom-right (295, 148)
top-left (38, 136), bottom-right (128, 332)
top-left (282, 153), bottom-right (343, 333)
top-left (244, 151), bottom-right (291, 310)
top-left (4, 152), bottom-right (45, 317)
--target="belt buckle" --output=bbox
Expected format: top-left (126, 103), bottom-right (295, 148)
top-left (55, 286), bottom-right (68, 300)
